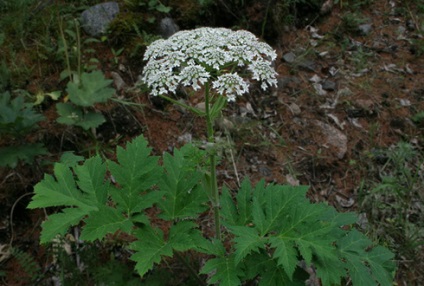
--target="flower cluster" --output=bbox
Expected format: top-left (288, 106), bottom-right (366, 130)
top-left (141, 27), bottom-right (277, 101)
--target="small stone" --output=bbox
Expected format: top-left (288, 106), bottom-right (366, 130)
top-left (335, 194), bottom-right (355, 208)
top-left (406, 19), bottom-right (415, 31)
top-left (322, 80), bottom-right (336, 91)
top-left (358, 23), bottom-right (372, 35)
top-left (159, 17), bottom-right (179, 39)
top-left (298, 60), bottom-right (317, 72)
top-left (195, 102), bottom-right (206, 112)
top-left (111, 71), bottom-right (126, 91)
top-left (283, 52), bottom-right (296, 63)
top-left (81, 2), bottom-right (119, 36)
top-left (277, 76), bottom-right (301, 90)
top-left (315, 120), bottom-right (347, 159)
top-left (178, 133), bottom-right (192, 144)
top-left (258, 165), bottom-right (272, 177)
top-left (288, 103), bottom-right (301, 115)
top-left (397, 26), bottom-right (406, 35)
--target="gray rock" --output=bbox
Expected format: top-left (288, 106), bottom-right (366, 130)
top-left (298, 60), bottom-right (318, 72)
top-left (159, 17), bottom-right (179, 39)
top-left (111, 71), bottom-right (126, 91)
top-left (314, 120), bottom-right (347, 159)
top-left (81, 2), bottom-right (119, 36)
top-left (322, 80), bottom-right (336, 91)
top-left (358, 23), bottom-right (372, 35)
top-left (282, 52), bottom-right (296, 63)
top-left (277, 76), bottom-right (301, 90)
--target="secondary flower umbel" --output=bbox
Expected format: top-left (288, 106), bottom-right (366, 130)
top-left (141, 27), bottom-right (277, 101)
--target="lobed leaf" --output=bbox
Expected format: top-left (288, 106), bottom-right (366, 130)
top-left (158, 144), bottom-right (208, 220)
top-left (200, 255), bottom-right (243, 286)
top-left (224, 179), bottom-right (395, 285)
top-left (66, 71), bottom-right (114, 107)
top-left (130, 221), bottom-right (205, 277)
top-left (39, 208), bottom-right (87, 243)
top-left (81, 206), bottom-right (133, 241)
top-left (108, 135), bottom-right (162, 215)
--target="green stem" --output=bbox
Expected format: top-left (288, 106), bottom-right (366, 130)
top-left (58, 16), bottom-right (72, 82)
top-left (204, 82), bottom-right (221, 240)
top-left (158, 94), bottom-right (205, 116)
top-left (74, 18), bottom-right (82, 83)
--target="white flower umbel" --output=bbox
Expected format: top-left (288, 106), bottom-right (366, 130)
top-left (141, 27), bottom-right (277, 101)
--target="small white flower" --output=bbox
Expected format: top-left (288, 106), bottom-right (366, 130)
top-left (141, 27), bottom-right (277, 101)
top-left (212, 73), bottom-right (249, 101)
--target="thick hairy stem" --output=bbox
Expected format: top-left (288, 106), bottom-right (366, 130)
top-left (204, 82), bottom-right (221, 240)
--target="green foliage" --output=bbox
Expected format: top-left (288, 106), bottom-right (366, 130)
top-left (28, 135), bottom-right (396, 285)
top-left (56, 103), bottom-right (105, 130)
top-left (0, 60), bottom-right (10, 91)
top-left (124, 0), bottom-right (171, 13)
top-left (0, 92), bottom-right (47, 167)
top-left (0, 92), bottom-right (44, 136)
top-left (56, 70), bottom-right (115, 130)
top-left (216, 180), bottom-right (396, 285)
top-left (361, 142), bottom-right (424, 278)
top-left (10, 247), bottom-right (42, 283)
top-left (67, 71), bottom-right (114, 106)
top-left (0, 144), bottom-right (47, 168)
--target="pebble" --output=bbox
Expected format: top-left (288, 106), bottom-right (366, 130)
top-left (358, 23), bottom-right (372, 35)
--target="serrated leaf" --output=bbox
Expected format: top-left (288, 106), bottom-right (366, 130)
top-left (130, 226), bottom-right (173, 277)
top-left (81, 206), bottom-right (133, 241)
top-left (66, 71), bottom-right (114, 107)
top-left (28, 163), bottom-right (90, 209)
top-left (220, 186), bottom-right (238, 226)
top-left (40, 208), bottom-right (86, 243)
top-left (200, 255), bottom-right (243, 286)
top-left (338, 230), bottom-right (395, 286)
top-left (226, 179), bottom-right (390, 285)
top-left (158, 146), bottom-right (208, 220)
top-left (108, 135), bottom-right (161, 214)
top-left (130, 221), bottom-right (207, 277)
top-left (229, 226), bottom-right (263, 265)
top-left (59, 151), bottom-right (84, 167)
top-left (74, 156), bottom-right (109, 204)
top-left (268, 237), bottom-right (298, 280)
top-left (28, 156), bottom-right (108, 243)
top-left (168, 221), bottom-right (205, 252)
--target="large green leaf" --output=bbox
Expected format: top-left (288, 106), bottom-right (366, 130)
top-left (158, 144), bottom-right (208, 220)
top-left (223, 179), bottom-right (396, 285)
top-left (337, 230), bottom-right (396, 286)
top-left (130, 222), bottom-right (204, 277)
top-left (66, 71), bottom-right (114, 107)
top-left (28, 156), bottom-right (109, 243)
top-left (108, 135), bottom-right (162, 215)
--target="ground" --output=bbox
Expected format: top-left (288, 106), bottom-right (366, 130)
top-left (0, 0), bottom-right (423, 285)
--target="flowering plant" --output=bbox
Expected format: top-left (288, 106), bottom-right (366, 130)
top-left (141, 27), bottom-right (277, 102)
top-left (27, 27), bottom-right (396, 286)
top-left (142, 27), bottom-right (279, 239)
